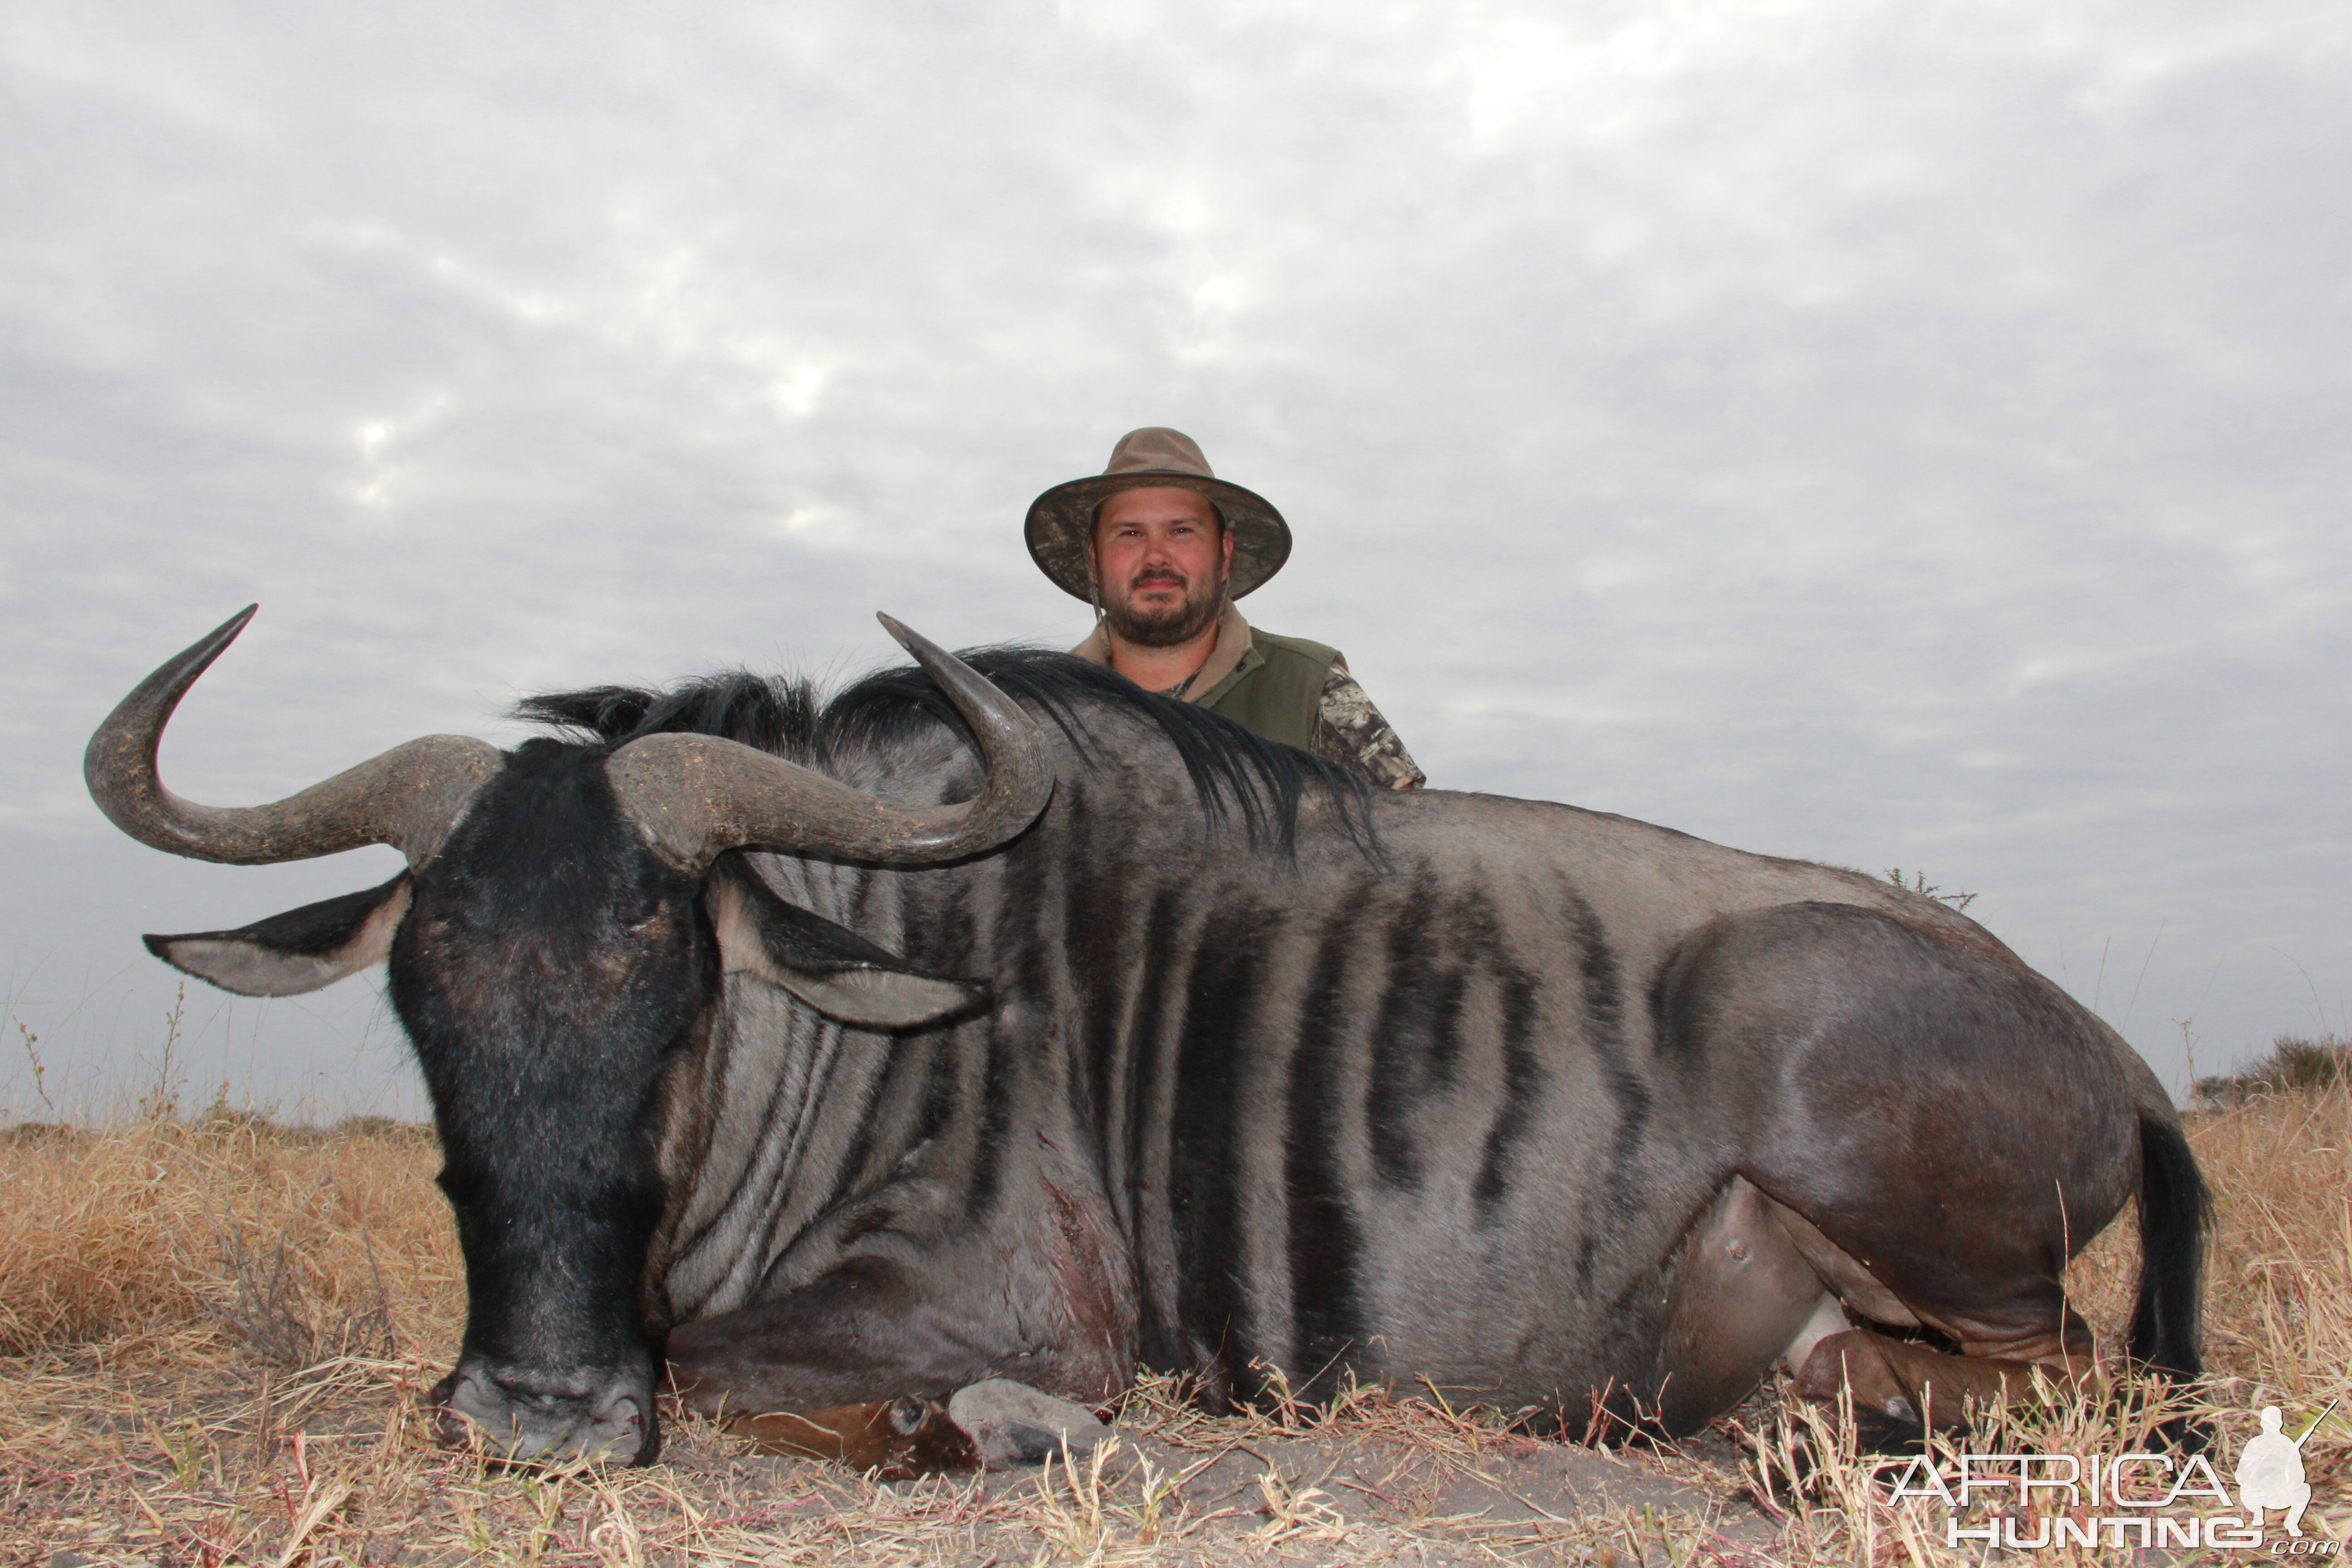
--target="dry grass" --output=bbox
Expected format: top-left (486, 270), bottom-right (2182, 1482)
top-left (3, 1083), bottom-right (2346, 1565)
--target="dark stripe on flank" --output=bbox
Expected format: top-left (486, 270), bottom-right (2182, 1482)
top-left (1286, 888), bottom-right (1373, 1393)
top-left (969, 843), bottom-right (1052, 1220)
top-left (964, 1024), bottom-right (1015, 1220)
top-left (1425, 970), bottom-right (1471, 1087)
top-left (1644, 926), bottom-right (1716, 1067)
top-left (1127, 887), bottom-right (1187, 1372)
top-left (1426, 886), bottom-right (1500, 1089)
top-left (1472, 970), bottom-right (1541, 1223)
top-left (1563, 887), bottom-right (1651, 1278)
top-left (1060, 794), bottom-right (1130, 1173)
top-left (1170, 902), bottom-right (1277, 1405)
top-left (1365, 869), bottom-right (1444, 1190)
top-left (1567, 888), bottom-right (1627, 1050)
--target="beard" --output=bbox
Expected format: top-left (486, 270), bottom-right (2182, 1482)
top-left (1104, 569), bottom-right (1224, 647)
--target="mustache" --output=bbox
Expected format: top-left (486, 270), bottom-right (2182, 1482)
top-left (1125, 568), bottom-right (1190, 590)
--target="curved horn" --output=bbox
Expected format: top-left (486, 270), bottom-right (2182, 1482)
top-left (85, 606), bottom-right (503, 866)
top-left (606, 614), bottom-right (1054, 872)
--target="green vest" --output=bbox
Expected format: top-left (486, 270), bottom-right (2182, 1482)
top-left (1194, 629), bottom-right (1338, 750)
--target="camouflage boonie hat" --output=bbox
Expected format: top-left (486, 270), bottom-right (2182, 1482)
top-left (1024, 427), bottom-right (1292, 602)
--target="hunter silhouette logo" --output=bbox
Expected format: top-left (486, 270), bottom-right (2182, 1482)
top-left (2239, 1400), bottom-right (2334, 1539)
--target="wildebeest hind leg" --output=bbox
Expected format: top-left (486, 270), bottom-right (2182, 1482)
top-left (1760, 1197), bottom-right (2099, 1446)
top-left (1790, 1327), bottom-right (2093, 1449)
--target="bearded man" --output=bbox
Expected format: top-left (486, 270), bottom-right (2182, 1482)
top-left (1024, 427), bottom-right (1423, 790)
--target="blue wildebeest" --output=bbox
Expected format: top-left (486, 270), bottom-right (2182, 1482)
top-left (88, 608), bottom-right (2206, 1466)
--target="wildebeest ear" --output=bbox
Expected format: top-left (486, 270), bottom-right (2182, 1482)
top-left (707, 871), bottom-right (986, 1030)
top-left (144, 873), bottom-right (412, 998)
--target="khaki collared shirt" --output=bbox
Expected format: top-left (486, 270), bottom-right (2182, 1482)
top-left (1072, 603), bottom-right (1425, 789)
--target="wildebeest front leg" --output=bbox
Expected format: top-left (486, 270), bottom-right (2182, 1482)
top-left (666, 1253), bottom-right (1119, 1471)
top-left (726, 1396), bottom-right (979, 1472)
top-left (664, 1255), bottom-right (1006, 1470)
top-left (666, 1255), bottom-right (1010, 1418)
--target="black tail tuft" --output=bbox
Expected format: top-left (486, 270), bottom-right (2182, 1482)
top-left (2129, 1112), bottom-right (2213, 1449)
top-left (2128, 1113), bottom-right (2210, 1378)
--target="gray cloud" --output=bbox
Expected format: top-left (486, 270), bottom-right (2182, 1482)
top-left (4, 0), bottom-right (2347, 1115)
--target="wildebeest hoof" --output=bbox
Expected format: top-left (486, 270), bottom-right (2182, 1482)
top-left (946, 1378), bottom-right (1111, 1470)
top-left (727, 1395), bottom-right (980, 1475)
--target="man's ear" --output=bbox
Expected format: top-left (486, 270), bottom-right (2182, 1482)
top-left (707, 871), bottom-right (986, 1030)
top-left (146, 873), bottom-right (412, 998)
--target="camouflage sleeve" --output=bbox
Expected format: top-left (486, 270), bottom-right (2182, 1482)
top-left (1310, 658), bottom-right (1426, 790)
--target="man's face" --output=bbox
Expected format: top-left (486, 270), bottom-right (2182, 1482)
top-left (1090, 486), bottom-right (1235, 647)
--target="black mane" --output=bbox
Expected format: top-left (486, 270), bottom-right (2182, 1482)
top-left (517, 647), bottom-right (1371, 854)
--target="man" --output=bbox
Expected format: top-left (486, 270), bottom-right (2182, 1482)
top-left (1024, 427), bottom-right (1424, 789)
top-left (2236, 1405), bottom-right (2316, 1538)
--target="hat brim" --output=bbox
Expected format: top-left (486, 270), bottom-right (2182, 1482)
top-left (1024, 472), bottom-right (1291, 603)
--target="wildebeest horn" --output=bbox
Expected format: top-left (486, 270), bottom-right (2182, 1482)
top-left (604, 614), bottom-right (1054, 871)
top-left (85, 606), bottom-right (503, 866)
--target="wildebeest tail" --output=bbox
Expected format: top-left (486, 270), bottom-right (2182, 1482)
top-left (2127, 1112), bottom-right (2210, 1384)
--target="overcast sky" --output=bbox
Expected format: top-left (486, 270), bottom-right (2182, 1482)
top-left (4, 0), bottom-right (2346, 1120)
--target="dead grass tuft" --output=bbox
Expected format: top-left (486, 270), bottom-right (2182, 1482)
top-left (3, 1083), bottom-right (2345, 1564)
top-left (0, 1113), bottom-right (459, 1359)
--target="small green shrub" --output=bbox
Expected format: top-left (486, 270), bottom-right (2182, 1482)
top-left (2195, 1033), bottom-right (2352, 1106)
